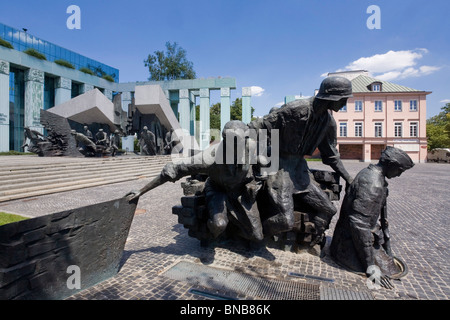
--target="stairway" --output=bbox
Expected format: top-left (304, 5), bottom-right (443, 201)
top-left (0, 155), bottom-right (173, 203)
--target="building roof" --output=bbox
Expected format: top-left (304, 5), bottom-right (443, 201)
top-left (351, 74), bottom-right (425, 93)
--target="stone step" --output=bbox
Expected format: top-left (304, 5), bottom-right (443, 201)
top-left (0, 172), bottom-right (161, 203)
top-left (0, 166), bottom-right (163, 193)
top-left (0, 159), bottom-right (168, 184)
top-left (0, 155), bottom-right (173, 203)
top-left (0, 156), bottom-right (171, 177)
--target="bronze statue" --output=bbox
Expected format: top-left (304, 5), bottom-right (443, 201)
top-left (71, 130), bottom-right (97, 156)
top-left (248, 76), bottom-right (354, 245)
top-left (83, 126), bottom-right (93, 141)
top-left (330, 146), bottom-right (414, 289)
top-left (95, 129), bottom-right (109, 147)
top-left (110, 130), bottom-right (121, 157)
top-left (139, 126), bottom-right (157, 156)
top-left (22, 127), bottom-right (45, 155)
top-left (128, 120), bottom-right (265, 242)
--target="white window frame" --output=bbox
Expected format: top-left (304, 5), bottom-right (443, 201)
top-left (355, 122), bottom-right (363, 137)
top-left (394, 122), bottom-right (403, 137)
top-left (394, 100), bottom-right (402, 112)
top-left (355, 100), bottom-right (363, 112)
top-left (372, 84), bottom-right (381, 92)
top-left (410, 100), bottom-right (418, 112)
top-left (375, 101), bottom-right (383, 112)
top-left (339, 122), bottom-right (348, 137)
top-left (410, 122), bottom-right (418, 137)
top-left (375, 122), bottom-right (383, 137)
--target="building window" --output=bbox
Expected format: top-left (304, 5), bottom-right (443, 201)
top-left (72, 82), bottom-right (81, 99)
top-left (410, 100), bottom-right (418, 111)
top-left (355, 101), bottom-right (363, 112)
top-left (9, 68), bottom-right (25, 152)
top-left (340, 105), bottom-right (347, 112)
top-left (372, 84), bottom-right (381, 92)
top-left (394, 122), bottom-right (403, 137)
top-left (355, 122), bottom-right (363, 137)
top-left (44, 76), bottom-right (55, 110)
top-left (375, 122), bottom-right (383, 137)
top-left (410, 122), bottom-right (418, 137)
top-left (394, 100), bottom-right (402, 111)
top-left (340, 122), bottom-right (347, 137)
top-left (375, 101), bottom-right (383, 112)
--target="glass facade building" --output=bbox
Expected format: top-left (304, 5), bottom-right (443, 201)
top-left (9, 67), bottom-right (25, 151)
top-left (0, 22), bottom-right (119, 82)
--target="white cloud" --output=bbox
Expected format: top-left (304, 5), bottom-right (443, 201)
top-left (8, 30), bottom-right (45, 46)
top-left (336, 49), bottom-right (441, 81)
top-left (274, 102), bottom-right (284, 107)
top-left (250, 86), bottom-right (265, 97)
top-left (440, 99), bottom-right (450, 103)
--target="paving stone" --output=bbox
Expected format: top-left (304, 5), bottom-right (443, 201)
top-left (0, 157), bottom-right (448, 300)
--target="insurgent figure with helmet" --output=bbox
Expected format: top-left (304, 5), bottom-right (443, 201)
top-left (248, 76), bottom-right (354, 245)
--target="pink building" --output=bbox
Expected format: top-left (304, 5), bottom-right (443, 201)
top-left (328, 71), bottom-right (431, 163)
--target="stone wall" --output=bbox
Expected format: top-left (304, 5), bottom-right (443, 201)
top-left (0, 197), bottom-right (137, 300)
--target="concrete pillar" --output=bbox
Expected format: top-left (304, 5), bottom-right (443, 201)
top-left (168, 90), bottom-right (179, 120)
top-left (190, 91), bottom-right (196, 138)
top-left (80, 83), bottom-right (94, 94)
top-left (179, 89), bottom-right (191, 134)
top-left (0, 60), bottom-right (10, 152)
top-left (199, 88), bottom-right (210, 150)
top-left (220, 87), bottom-right (231, 132)
top-left (363, 144), bottom-right (371, 162)
top-left (121, 92), bottom-right (133, 113)
top-left (242, 87), bottom-right (252, 124)
top-left (55, 77), bottom-right (72, 106)
top-left (24, 69), bottom-right (44, 134)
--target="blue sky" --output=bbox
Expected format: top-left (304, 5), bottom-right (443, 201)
top-left (1, 0), bottom-right (449, 118)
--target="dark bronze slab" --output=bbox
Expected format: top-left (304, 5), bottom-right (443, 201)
top-left (0, 197), bottom-right (138, 300)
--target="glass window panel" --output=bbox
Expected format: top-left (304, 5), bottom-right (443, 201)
top-left (4, 26), bottom-right (12, 42)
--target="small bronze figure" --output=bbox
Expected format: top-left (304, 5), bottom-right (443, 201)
top-left (330, 146), bottom-right (415, 289)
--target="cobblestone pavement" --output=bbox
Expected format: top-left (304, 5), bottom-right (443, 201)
top-left (0, 158), bottom-right (448, 301)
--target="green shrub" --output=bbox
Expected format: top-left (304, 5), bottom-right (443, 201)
top-left (23, 48), bottom-right (47, 60)
top-left (79, 67), bottom-right (95, 75)
top-left (102, 74), bottom-right (115, 82)
top-left (0, 37), bottom-right (14, 49)
top-left (54, 59), bottom-right (75, 69)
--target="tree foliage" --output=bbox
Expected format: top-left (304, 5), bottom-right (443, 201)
top-left (144, 42), bottom-right (196, 81)
top-left (196, 98), bottom-right (256, 131)
top-left (426, 103), bottom-right (450, 150)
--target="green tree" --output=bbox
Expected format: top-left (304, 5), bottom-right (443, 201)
top-left (195, 103), bottom-right (221, 130)
top-left (230, 98), bottom-right (255, 122)
top-left (426, 103), bottom-right (450, 150)
top-left (196, 98), bottom-right (255, 131)
top-left (144, 42), bottom-right (196, 81)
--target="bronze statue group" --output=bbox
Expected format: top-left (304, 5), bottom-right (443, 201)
top-left (126, 77), bottom-right (415, 290)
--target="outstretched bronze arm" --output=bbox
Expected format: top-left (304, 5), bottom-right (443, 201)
top-left (125, 151), bottom-right (211, 201)
top-left (125, 173), bottom-right (172, 201)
